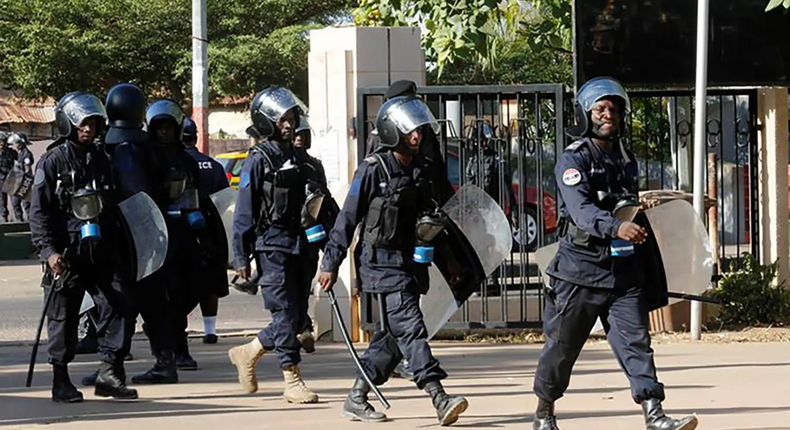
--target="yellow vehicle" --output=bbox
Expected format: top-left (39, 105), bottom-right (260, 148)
top-left (215, 150), bottom-right (248, 189)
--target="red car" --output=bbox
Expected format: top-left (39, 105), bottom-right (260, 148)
top-left (445, 152), bottom-right (557, 251)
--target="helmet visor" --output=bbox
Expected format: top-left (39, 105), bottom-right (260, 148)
top-left (578, 78), bottom-right (631, 114)
top-left (258, 88), bottom-right (308, 123)
top-left (146, 100), bottom-right (185, 125)
top-left (387, 98), bottom-right (440, 136)
top-left (62, 94), bottom-right (108, 127)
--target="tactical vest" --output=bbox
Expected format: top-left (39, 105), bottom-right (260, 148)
top-left (361, 153), bottom-right (430, 251)
top-left (251, 142), bottom-right (306, 231)
top-left (50, 143), bottom-right (115, 218)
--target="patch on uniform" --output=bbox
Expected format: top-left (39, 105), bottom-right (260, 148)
top-left (239, 171), bottom-right (251, 188)
top-left (562, 168), bottom-right (582, 186)
top-left (33, 168), bottom-right (46, 186)
top-left (349, 176), bottom-right (362, 196)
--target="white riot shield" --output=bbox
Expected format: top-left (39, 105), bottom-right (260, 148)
top-left (79, 291), bottom-right (95, 315)
top-left (535, 199), bottom-right (713, 302)
top-left (2, 169), bottom-right (33, 200)
top-left (209, 187), bottom-right (238, 265)
top-left (422, 184), bottom-right (514, 339)
top-left (118, 192), bottom-right (168, 281)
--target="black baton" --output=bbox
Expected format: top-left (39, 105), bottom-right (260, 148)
top-left (26, 274), bottom-right (58, 388)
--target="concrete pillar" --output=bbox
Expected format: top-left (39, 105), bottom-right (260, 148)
top-left (307, 26), bottom-right (425, 342)
top-left (191, 0), bottom-right (209, 153)
top-left (757, 87), bottom-right (789, 285)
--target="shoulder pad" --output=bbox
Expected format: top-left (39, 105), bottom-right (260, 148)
top-left (564, 139), bottom-right (588, 153)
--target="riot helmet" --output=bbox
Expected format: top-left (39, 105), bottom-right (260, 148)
top-left (567, 76), bottom-right (631, 139)
top-left (105, 84), bottom-right (146, 129)
top-left (385, 80), bottom-right (418, 100)
top-left (294, 116), bottom-right (313, 150)
top-left (8, 132), bottom-right (29, 149)
top-left (374, 96), bottom-right (440, 149)
top-left (146, 99), bottom-right (185, 145)
top-left (249, 87), bottom-right (307, 138)
top-left (54, 92), bottom-right (108, 139)
top-left (182, 117), bottom-right (198, 147)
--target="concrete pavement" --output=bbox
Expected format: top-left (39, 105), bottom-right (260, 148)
top-left (2, 338), bottom-right (790, 429)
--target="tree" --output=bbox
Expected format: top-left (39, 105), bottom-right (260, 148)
top-left (0, 0), bottom-right (349, 103)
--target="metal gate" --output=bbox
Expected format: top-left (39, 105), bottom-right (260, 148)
top-left (355, 85), bottom-right (760, 331)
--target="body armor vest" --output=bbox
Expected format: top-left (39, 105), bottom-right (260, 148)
top-left (252, 142), bottom-right (306, 231)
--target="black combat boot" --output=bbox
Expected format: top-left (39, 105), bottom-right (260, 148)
top-left (95, 362), bottom-right (138, 400)
top-left (533, 398), bottom-right (560, 430)
top-left (176, 351), bottom-right (198, 371)
top-left (642, 399), bottom-right (698, 430)
top-left (51, 364), bottom-right (84, 403)
top-left (340, 377), bottom-right (388, 422)
top-left (131, 349), bottom-right (178, 384)
top-left (392, 359), bottom-right (414, 380)
top-left (83, 361), bottom-right (126, 387)
top-left (424, 381), bottom-right (468, 426)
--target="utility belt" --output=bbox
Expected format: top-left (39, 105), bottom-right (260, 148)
top-left (557, 216), bottom-right (634, 257)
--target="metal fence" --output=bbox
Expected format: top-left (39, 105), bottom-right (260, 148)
top-left (356, 85), bottom-right (760, 331)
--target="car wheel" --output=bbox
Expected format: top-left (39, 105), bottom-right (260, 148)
top-left (513, 206), bottom-right (539, 252)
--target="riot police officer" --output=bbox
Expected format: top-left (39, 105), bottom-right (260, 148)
top-left (532, 77), bottom-right (698, 430)
top-left (317, 96), bottom-right (467, 426)
top-left (8, 132), bottom-right (33, 221)
top-left (29, 92), bottom-right (137, 402)
top-left (131, 99), bottom-right (204, 383)
top-left (182, 117), bottom-right (230, 344)
top-left (228, 87), bottom-right (319, 404)
top-left (0, 131), bottom-right (19, 223)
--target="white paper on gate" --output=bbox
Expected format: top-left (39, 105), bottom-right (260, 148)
top-left (210, 187), bottom-right (239, 265)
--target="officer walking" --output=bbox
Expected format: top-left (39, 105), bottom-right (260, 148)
top-left (182, 117), bottom-right (230, 344)
top-left (29, 92), bottom-right (137, 402)
top-left (228, 87), bottom-right (319, 404)
top-left (8, 132), bottom-right (34, 221)
top-left (132, 99), bottom-right (204, 382)
top-left (532, 77), bottom-right (698, 430)
top-left (0, 132), bottom-right (19, 223)
top-left (317, 95), bottom-right (467, 426)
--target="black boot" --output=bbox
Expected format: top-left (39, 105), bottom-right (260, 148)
top-left (392, 359), bottom-right (414, 380)
top-left (176, 351), bottom-right (198, 371)
top-left (642, 399), bottom-right (698, 430)
top-left (95, 362), bottom-right (138, 400)
top-left (131, 350), bottom-right (178, 384)
top-left (340, 377), bottom-right (388, 423)
top-left (83, 362), bottom-right (127, 387)
top-left (424, 381), bottom-right (468, 426)
top-left (52, 364), bottom-right (83, 403)
top-left (533, 398), bottom-right (559, 430)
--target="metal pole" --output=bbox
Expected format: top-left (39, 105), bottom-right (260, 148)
top-left (691, 0), bottom-right (710, 342)
top-left (192, 0), bottom-right (209, 154)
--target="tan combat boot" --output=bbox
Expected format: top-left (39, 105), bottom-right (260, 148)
top-left (228, 337), bottom-right (266, 393)
top-left (282, 365), bottom-right (319, 404)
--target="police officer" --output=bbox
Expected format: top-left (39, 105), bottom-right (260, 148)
top-left (29, 92), bottom-right (137, 402)
top-left (228, 86), bottom-right (319, 404)
top-left (132, 99), bottom-right (204, 382)
top-left (317, 96), bottom-right (467, 426)
top-left (532, 77), bottom-right (698, 430)
top-left (0, 131), bottom-right (19, 223)
top-left (182, 117), bottom-right (230, 344)
top-left (8, 132), bottom-right (33, 221)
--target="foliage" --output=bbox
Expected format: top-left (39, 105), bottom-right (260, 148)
top-left (766, 0), bottom-right (790, 11)
top-left (712, 253), bottom-right (790, 327)
top-left (0, 0), bottom-right (349, 103)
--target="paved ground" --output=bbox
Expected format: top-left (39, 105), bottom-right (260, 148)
top-left (2, 339), bottom-right (790, 429)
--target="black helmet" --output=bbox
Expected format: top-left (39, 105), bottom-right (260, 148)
top-left (375, 96), bottom-right (440, 148)
top-left (105, 83), bottom-right (148, 145)
top-left (249, 87), bottom-right (307, 138)
top-left (182, 117), bottom-right (198, 145)
top-left (54, 92), bottom-right (107, 139)
top-left (295, 116), bottom-right (312, 149)
top-left (567, 76), bottom-right (631, 139)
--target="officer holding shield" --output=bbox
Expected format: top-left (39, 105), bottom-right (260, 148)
top-left (532, 77), bottom-right (698, 430)
top-left (9, 132), bottom-right (34, 221)
top-left (0, 132), bottom-right (19, 223)
top-left (228, 87), bottom-right (319, 404)
top-left (317, 96), bottom-right (466, 426)
top-left (29, 92), bottom-right (137, 402)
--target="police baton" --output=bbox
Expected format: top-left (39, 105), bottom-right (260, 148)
top-left (326, 289), bottom-right (390, 410)
top-left (26, 268), bottom-right (64, 388)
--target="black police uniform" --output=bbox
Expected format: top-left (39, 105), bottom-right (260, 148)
top-left (10, 146), bottom-right (34, 220)
top-left (29, 139), bottom-right (135, 400)
top-left (233, 139), bottom-right (310, 369)
top-left (534, 138), bottom-right (665, 404)
top-left (0, 145), bottom-right (19, 222)
top-left (321, 150), bottom-right (451, 389)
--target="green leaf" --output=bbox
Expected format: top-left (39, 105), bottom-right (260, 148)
top-left (766, 0), bottom-right (784, 11)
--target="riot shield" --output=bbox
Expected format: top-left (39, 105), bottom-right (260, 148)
top-left (422, 184), bottom-right (513, 339)
top-left (209, 187), bottom-right (238, 265)
top-left (118, 192), bottom-right (169, 281)
top-left (535, 199), bottom-right (713, 303)
top-left (79, 291), bottom-right (95, 315)
top-left (2, 169), bottom-right (33, 200)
